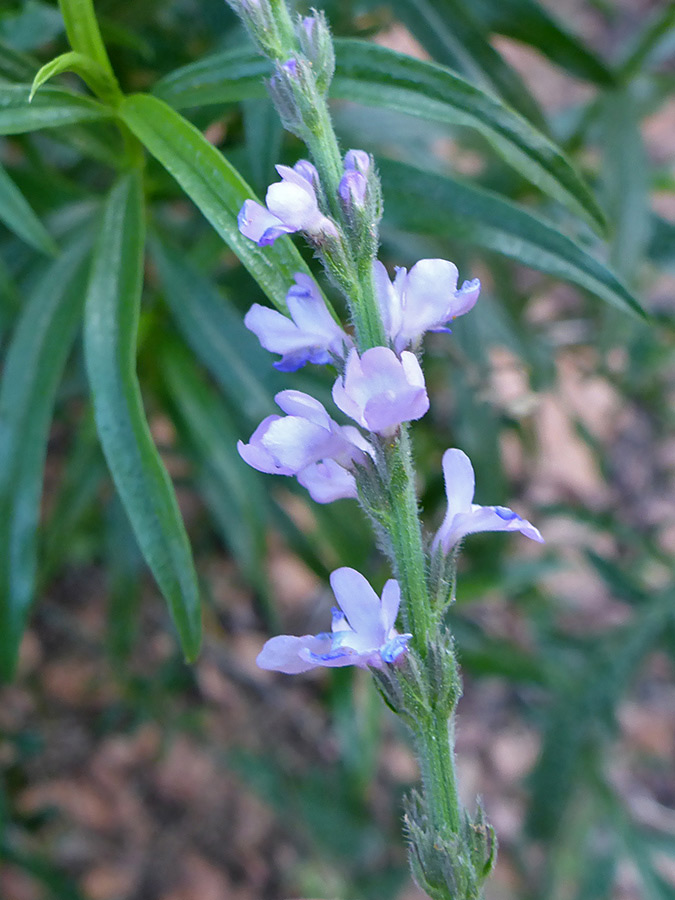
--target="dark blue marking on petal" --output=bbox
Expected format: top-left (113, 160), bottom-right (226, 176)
top-left (494, 505), bottom-right (520, 521)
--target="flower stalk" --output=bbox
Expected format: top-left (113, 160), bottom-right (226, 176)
top-left (226, 1), bottom-right (543, 896)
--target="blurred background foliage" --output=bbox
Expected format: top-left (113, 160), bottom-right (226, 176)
top-left (0, 0), bottom-right (674, 898)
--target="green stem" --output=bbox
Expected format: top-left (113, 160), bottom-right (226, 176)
top-left (415, 709), bottom-right (460, 835)
top-left (384, 429), bottom-right (432, 653)
top-left (303, 91), bottom-right (387, 348)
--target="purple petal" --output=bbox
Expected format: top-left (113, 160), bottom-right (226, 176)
top-left (452, 278), bottom-right (481, 318)
top-left (302, 645), bottom-right (370, 668)
top-left (301, 16), bottom-right (316, 40)
top-left (288, 159), bottom-right (319, 188)
top-left (442, 449), bottom-right (476, 521)
top-left (397, 258), bottom-right (459, 348)
top-left (332, 347), bottom-right (429, 434)
top-left (447, 505), bottom-right (544, 548)
top-left (344, 149), bottom-right (370, 173)
top-left (380, 633), bottom-right (412, 664)
top-left (257, 633), bottom-right (332, 673)
top-left (433, 448), bottom-right (544, 552)
top-left (379, 579), bottom-right (401, 634)
top-left (261, 415), bottom-right (340, 472)
top-left (281, 57), bottom-right (298, 77)
top-left (238, 416), bottom-right (296, 475)
top-left (273, 349), bottom-right (332, 372)
top-left (297, 460), bottom-right (358, 503)
top-left (244, 303), bottom-right (305, 354)
top-left (372, 260), bottom-right (402, 341)
top-left (238, 200), bottom-right (289, 245)
top-left (339, 170), bottom-right (367, 208)
top-left (266, 180), bottom-right (320, 231)
top-left (274, 390), bottom-right (331, 427)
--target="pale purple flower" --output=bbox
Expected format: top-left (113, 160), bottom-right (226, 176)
top-left (238, 161), bottom-right (337, 247)
top-left (237, 390), bottom-right (371, 502)
top-left (244, 273), bottom-right (352, 371)
top-left (256, 567), bottom-right (411, 673)
top-left (332, 347), bottom-right (429, 435)
top-left (433, 448), bottom-right (544, 553)
top-left (373, 258), bottom-right (480, 353)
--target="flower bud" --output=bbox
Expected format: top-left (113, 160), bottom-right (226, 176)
top-left (226, 0), bottom-right (288, 60)
top-left (338, 150), bottom-right (382, 254)
top-left (267, 55), bottom-right (323, 139)
top-left (296, 11), bottom-right (335, 94)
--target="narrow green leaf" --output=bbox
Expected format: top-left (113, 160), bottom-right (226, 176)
top-left (29, 49), bottom-right (119, 103)
top-left (84, 172), bottom-right (201, 661)
top-left (599, 91), bottom-right (650, 282)
top-left (161, 344), bottom-right (270, 602)
top-left (0, 162), bottom-right (57, 255)
top-left (154, 41), bottom-right (606, 231)
top-left (41, 412), bottom-right (105, 582)
top-left (468, 0), bottom-right (616, 86)
top-left (153, 45), bottom-right (270, 108)
top-left (0, 237), bottom-right (90, 681)
top-left (619, 4), bottom-right (675, 81)
top-left (243, 97), bottom-right (284, 194)
top-left (379, 157), bottom-right (645, 318)
top-left (57, 0), bottom-right (118, 87)
top-left (119, 92), bottom-right (316, 311)
top-left (151, 239), bottom-right (278, 425)
top-left (0, 84), bottom-right (112, 134)
top-left (332, 40), bottom-right (606, 232)
top-left (0, 38), bottom-right (38, 82)
top-left (393, 0), bottom-right (548, 129)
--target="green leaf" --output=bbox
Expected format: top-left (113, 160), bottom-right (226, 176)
top-left (0, 0), bottom-right (63, 53)
top-left (392, 0), bottom-right (548, 129)
top-left (378, 157), bottom-right (645, 318)
top-left (41, 412), bottom-right (105, 582)
top-left (0, 162), bottom-right (57, 255)
top-left (243, 97), bottom-right (284, 194)
top-left (468, 0), bottom-right (616, 86)
top-left (153, 45), bottom-right (270, 108)
top-left (29, 49), bottom-right (119, 103)
top-left (57, 0), bottom-right (117, 87)
top-left (332, 40), bottom-right (606, 232)
top-left (0, 84), bottom-right (113, 134)
top-left (619, 4), bottom-right (675, 81)
top-left (161, 343), bottom-right (271, 603)
top-left (154, 41), bottom-right (606, 231)
top-left (151, 239), bottom-right (278, 425)
top-left (84, 172), bottom-right (201, 661)
top-left (0, 38), bottom-right (38, 82)
top-left (0, 237), bottom-right (90, 681)
top-left (599, 91), bottom-right (650, 282)
top-left (119, 93), bottom-right (316, 312)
